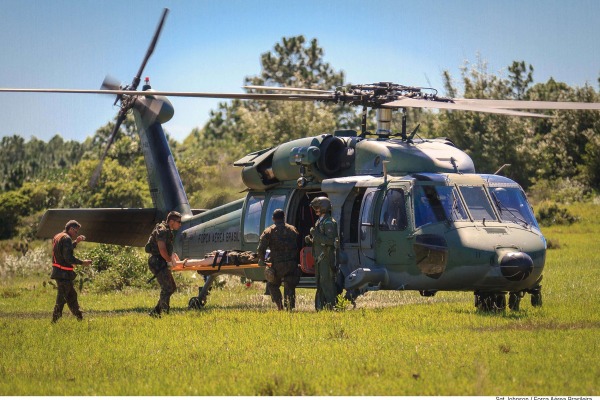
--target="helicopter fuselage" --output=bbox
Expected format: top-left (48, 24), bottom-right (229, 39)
top-left (172, 131), bottom-right (545, 298)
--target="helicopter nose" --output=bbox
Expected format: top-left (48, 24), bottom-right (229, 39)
top-left (499, 251), bottom-right (533, 281)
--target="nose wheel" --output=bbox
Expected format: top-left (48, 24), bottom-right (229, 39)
top-left (529, 285), bottom-right (543, 307)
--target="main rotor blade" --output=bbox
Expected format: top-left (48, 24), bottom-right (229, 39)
top-left (384, 98), bottom-right (552, 118)
top-left (89, 113), bottom-right (126, 188)
top-left (132, 8), bottom-right (169, 90)
top-left (0, 88), bottom-right (332, 101)
top-left (454, 98), bottom-right (600, 111)
top-left (243, 85), bottom-right (332, 94)
top-left (5, 86), bottom-right (597, 113)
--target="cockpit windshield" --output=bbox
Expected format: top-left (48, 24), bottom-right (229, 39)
top-left (458, 186), bottom-right (496, 221)
top-left (414, 185), bottom-right (468, 228)
top-left (489, 187), bottom-right (539, 229)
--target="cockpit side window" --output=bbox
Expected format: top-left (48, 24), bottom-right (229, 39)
top-left (459, 186), bottom-right (496, 221)
top-left (379, 189), bottom-right (407, 231)
top-left (414, 185), bottom-right (443, 227)
top-left (489, 187), bottom-right (540, 229)
top-left (414, 185), bottom-right (468, 228)
top-left (243, 194), bottom-right (265, 243)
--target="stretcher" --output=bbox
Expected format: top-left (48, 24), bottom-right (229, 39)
top-left (170, 250), bottom-right (265, 272)
top-left (171, 261), bottom-right (263, 272)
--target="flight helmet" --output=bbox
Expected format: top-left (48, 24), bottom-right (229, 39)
top-left (310, 196), bottom-right (332, 214)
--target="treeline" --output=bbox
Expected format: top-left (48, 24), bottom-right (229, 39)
top-left (0, 135), bottom-right (85, 191)
top-left (1, 35), bottom-right (599, 243)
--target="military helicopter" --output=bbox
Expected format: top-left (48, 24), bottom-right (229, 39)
top-left (3, 8), bottom-right (600, 312)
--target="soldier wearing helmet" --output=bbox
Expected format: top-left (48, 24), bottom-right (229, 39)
top-left (305, 196), bottom-right (339, 310)
top-left (257, 209), bottom-right (300, 311)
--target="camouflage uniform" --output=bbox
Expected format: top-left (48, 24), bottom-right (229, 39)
top-left (257, 221), bottom-right (299, 310)
top-left (309, 214), bottom-right (339, 310)
top-left (146, 221), bottom-right (177, 315)
top-left (51, 232), bottom-right (84, 322)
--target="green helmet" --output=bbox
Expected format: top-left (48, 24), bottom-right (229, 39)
top-left (264, 266), bottom-right (277, 284)
top-left (310, 196), bottom-right (331, 213)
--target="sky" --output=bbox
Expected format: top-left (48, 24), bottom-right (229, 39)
top-left (1, 0), bottom-right (599, 143)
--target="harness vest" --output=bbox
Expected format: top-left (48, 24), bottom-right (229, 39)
top-left (52, 232), bottom-right (74, 271)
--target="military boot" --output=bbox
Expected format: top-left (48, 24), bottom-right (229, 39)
top-left (275, 298), bottom-right (284, 311)
top-left (51, 305), bottom-right (63, 323)
top-left (149, 305), bottom-right (161, 318)
top-left (284, 292), bottom-right (296, 311)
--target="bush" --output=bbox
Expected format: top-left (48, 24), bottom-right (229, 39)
top-left (545, 237), bottom-right (561, 249)
top-left (528, 177), bottom-right (590, 204)
top-left (79, 245), bottom-right (151, 292)
top-left (78, 244), bottom-right (196, 292)
top-left (535, 201), bottom-right (578, 227)
top-left (0, 192), bottom-right (30, 239)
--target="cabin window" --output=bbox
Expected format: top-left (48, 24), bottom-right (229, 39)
top-left (264, 194), bottom-right (287, 226)
top-left (379, 189), bottom-right (407, 231)
top-left (243, 194), bottom-right (265, 243)
top-left (414, 185), bottom-right (468, 228)
top-left (489, 187), bottom-right (539, 229)
top-left (343, 189), bottom-right (364, 243)
top-left (360, 191), bottom-right (375, 241)
top-left (459, 186), bottom-right (496, 221)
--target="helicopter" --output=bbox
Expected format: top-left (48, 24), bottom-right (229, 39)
top-left (3, 8), bottom-right (600, 312)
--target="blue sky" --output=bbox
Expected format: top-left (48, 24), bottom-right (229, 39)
top-left (1, 0), bottom-right (599, 143)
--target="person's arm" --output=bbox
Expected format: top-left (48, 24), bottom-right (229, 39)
top-left (256, 230), bottom-right (270, 266)
top-left (157, 240), bottom-right (173, 265)
top-left (61, 237), bottom-right (91, 266)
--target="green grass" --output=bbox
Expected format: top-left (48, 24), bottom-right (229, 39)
top-left (1, 203), bottom-right (599, 395)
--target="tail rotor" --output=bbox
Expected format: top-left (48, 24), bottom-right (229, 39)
top-left (88, 8), bottom-right (169, 188)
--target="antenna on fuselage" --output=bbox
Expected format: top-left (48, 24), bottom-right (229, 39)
top-left (494, 164), bottom-right (512, 175)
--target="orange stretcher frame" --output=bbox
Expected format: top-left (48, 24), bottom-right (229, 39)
top-left (171, 260), bottom-right (266, 273)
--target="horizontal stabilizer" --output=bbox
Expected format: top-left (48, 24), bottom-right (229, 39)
top-left (37, 208), bottom-right (160, 246)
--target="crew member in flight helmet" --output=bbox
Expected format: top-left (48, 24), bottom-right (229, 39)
top-left (305, 196), bottom-right (339, 310)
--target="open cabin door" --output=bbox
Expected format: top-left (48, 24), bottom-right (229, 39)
top-left (239, 190), bottom-right (292, 281)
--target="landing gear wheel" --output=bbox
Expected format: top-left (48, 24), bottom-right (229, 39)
top-left (531, 292), bottom-right (543, 307)
top-left (494, 293), bottom-right (506, 311)
top-left (188, 297), bottom-right (200, 309)
top-left (188, 296), bottom-right (207, 309)
top-left (529, 284), bottom-right (543, 307)
top-left (508, 292), bottom-right (522, 311)
top-left (344, 289), bottom-right (359, 309)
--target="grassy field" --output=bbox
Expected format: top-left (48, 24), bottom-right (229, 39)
top-left (1, 203), bottom-right (599, 395)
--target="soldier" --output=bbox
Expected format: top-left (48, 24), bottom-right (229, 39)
top-left (257, 209), bottom-right (300, 311)
top-left (305, 197), bottom-right (338, 310)
top-left (145, 211), bottom-right (183, 317)
top-left (50, 220), bottom-right (92, 323)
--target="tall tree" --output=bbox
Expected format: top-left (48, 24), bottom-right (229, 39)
top-left (179, 35), bottom-right (352, 206)
top-left (439, 57), bottom-right (536, 185)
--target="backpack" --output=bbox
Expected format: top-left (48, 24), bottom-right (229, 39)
top-left (144, 235), bottom-right (153, 254)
